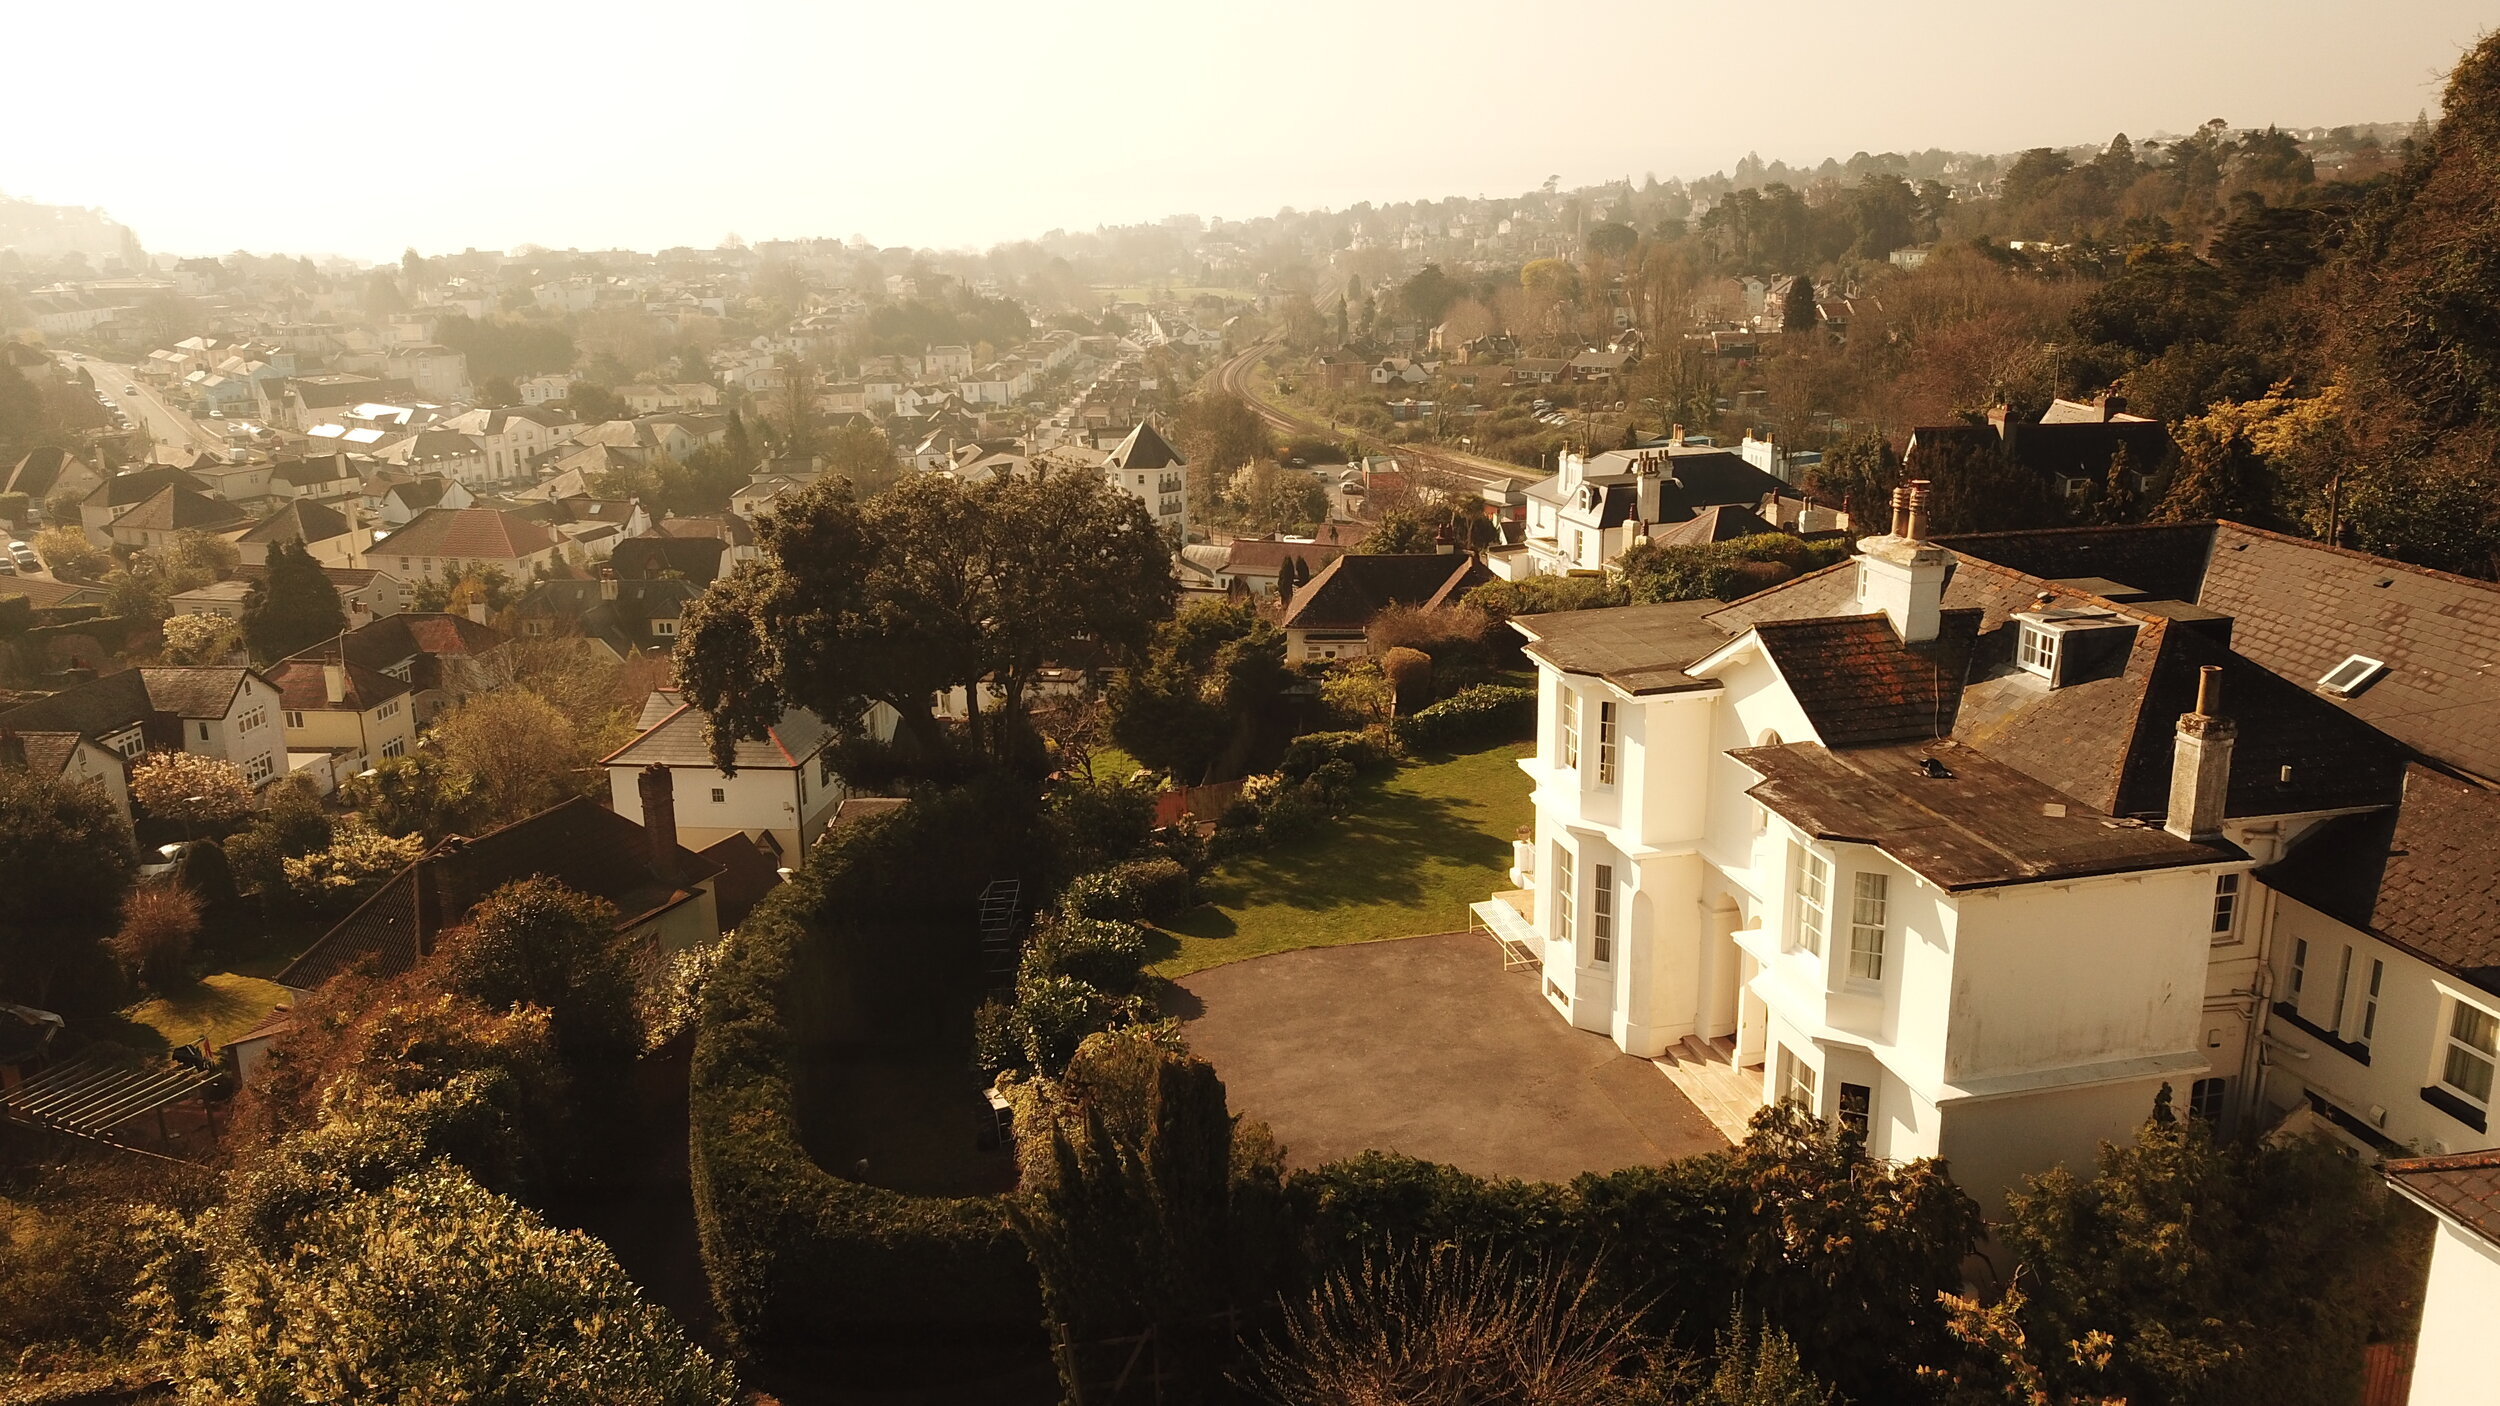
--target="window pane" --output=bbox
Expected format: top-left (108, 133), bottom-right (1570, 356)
top-left (2444, 1046), bottom-right (2495, 1103)
top-left (2454, 1004), bottom-right (2499, 1054)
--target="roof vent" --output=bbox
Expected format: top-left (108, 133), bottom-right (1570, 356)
top-left (2317, 654), bottom-right (2386, 697)
top-left (1917, 756), bottom-right (1954, 780)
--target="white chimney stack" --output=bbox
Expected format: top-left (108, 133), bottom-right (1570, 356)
top-left (1852, 479), bottom-right (1948, 644)
top-left (2165, 665), bottom-right (2236, 842)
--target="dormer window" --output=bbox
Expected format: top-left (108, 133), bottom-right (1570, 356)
top-left (2016, 622), bottom-right (2060, 677)
top-left (2317, 654), bottom-right (2386, 697)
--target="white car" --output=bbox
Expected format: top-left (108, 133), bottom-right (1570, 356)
top-left (8, 541), bottom-right (37, 572)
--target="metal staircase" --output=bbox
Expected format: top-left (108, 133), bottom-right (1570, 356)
top-left (978, 878), bottom-right (1023, 976)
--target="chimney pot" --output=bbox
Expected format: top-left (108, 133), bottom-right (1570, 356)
top-left (2194, 664), bottom-right (2223, 717)
top-left (1902, 480), bottom-right (1932, 542)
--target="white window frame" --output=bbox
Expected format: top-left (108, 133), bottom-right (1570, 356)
top-left (283, 710), bottom-right (305, 729)
top-left (2439, 999), bottom-right (2498, 1110)
top-left (2015, 623), bottom-right (2060, 679)
top-left (1788, 840), bottom-right (1829, 956)
top-left (1775, 1043), bottom-right (1816, 1112)
top-left (1595, 700), bottom-right (1616, 786)
top-left (2330, 945), bottom-right (2354, 1034)
top-left (1591, 863), bottom-right (1613, 965)
top-left (1848, 871), bottom-right (1888, 982)
top-left (2211, 873), bottom-right (2240, 940)
top-left (2359, 959), bottom-right (2383, 1047)
top-left (2289, 938), bottom-right (2308, 1003)
top-left (1553, 845), bottom-right (1576, 945)
top-left (1837, 1080), bottom-right (1871, 1139)
top-left (2317, 654), bottom-right (2386, 697)
top-left (1558, 689), bottom-right (1581, 771)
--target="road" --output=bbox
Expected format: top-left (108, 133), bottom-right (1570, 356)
top-left (56, 352), bottom-right (226, 458)
top-left (1211, 337), bottom-right (1545, 490)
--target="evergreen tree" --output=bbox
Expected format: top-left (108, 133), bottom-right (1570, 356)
top-left (241, 539), bottom-right (347, 664)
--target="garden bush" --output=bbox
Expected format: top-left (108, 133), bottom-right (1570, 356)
top-left (1278, 728), bottom-right (1399, 781)
top-left (1019, 916), bottom-right (1150, 994)
top-left (1061, 856), bottom-right (1194, 924)
top-left (1391, 684), bottom-right (1537, 751)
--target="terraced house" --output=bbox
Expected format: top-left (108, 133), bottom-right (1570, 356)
top-left (1476, 490), bottom-right (2496, 1208)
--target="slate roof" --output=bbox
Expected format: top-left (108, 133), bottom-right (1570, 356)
top-left (1207, 534), bottom-right (1355, 578)
top-left (602, 690), bottom-right (832, 771)
top-left (698, 833), bottom-right (784, 930)
top-left (269, 455), bottom-right (365, 490)
top-left (1735, 738), bottom-right (2238, 891)
top-left (291, 613), bottom-right (506, 694)
top-left (1280, 552), bottom-right (1490, 632)
top-left (388, 477), bottom-right (461, 511)
top-left (9, 730), bottom-right (98, 779)
top-left (1513, 600), bottom-right (1729, 695)
top-left (381, 507), bottom-right (555, 561)
top-left (4, 447), bottom-right (89, 499)
top-left (239, 497), bottom-right (351, 545)
top-left (2260, 764), bottom-right (2500, 993)
top-left (609, 534), bottom-right (725, 583)
top-left (513, 578), bottom-right (698, 654)
top-left (279, 797), bottom-right (722, 988)
top-left (1647, 503), bottom-right (1780, 547)
top-left (1105, 420), bottom-right (1185, 472)
top-left (2385, 1150), bottom-right (2500, 1248)
top-left (110, 485), bottom-right (246, 536)
top-left (83, 466), bottom-right (209, 510)
top-left (264, 657), bottom-right (411, 712)
top-left (1753, 611), bottom-right (1982, 746)
top-left (1939, 520), bottom-right (2500, 785)
top-left (0, 666), bottom-right (257, 746)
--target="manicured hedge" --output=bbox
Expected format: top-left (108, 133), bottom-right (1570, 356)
top-left (1390, 684), bottom-right (1536, 750)
top-left (1061, 856), bottom-right (1193, 924)
top-left (1278, 727), bottom-right (1400, 779)
top-left (688, 790), bottom-right (1042, 1353)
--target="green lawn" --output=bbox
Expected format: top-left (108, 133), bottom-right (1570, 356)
top-left (1147, 741), bottom-right (1532, 978)
top-left (119, 972), bottom-right (292, 1051)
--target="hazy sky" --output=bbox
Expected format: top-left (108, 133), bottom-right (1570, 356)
top-left (9, 0), bottom-right (2488, 263)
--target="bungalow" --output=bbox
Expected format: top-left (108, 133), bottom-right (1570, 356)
top-left (1278, 550), bottom-right (1490, 663)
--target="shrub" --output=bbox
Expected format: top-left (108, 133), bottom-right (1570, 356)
top-left (112, 883), bottom-right (199, 989)
top-left (1392, 684), bottom-right (1537, 751)
top-left (130, 751), bottom-right (254, 830)
top-left (1279, 728), bottom-right (1400, 780)
top-left (1379, 645), bottom-right (1434, 712)
top-left (1062, 856), bottom-right (1195, 924)
top-left (1020, 915), bottom-right (1150, 994)
top-left (283, 823), bottom-right (428, 915)
top-left (1042, 775), bottom-right (1156, 883)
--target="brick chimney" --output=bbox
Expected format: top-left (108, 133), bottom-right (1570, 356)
top-left (2164, 665), bottom-right (2236, 842)
top-left (638, 763), bottom-right (680, 881)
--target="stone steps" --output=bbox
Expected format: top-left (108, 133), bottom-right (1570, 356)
top-left (1652, 1036), bottom-right (1764, 1145)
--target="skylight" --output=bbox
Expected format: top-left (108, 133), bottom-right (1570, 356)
top-left (2317, 654), bottom-right (2387, 697)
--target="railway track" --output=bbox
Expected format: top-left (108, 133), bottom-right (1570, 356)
top-left (1212, 338), bottom-right (1547, 490)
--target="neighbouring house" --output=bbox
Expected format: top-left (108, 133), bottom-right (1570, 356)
top-left (0, 728), bottom-right (135, 829)
top-left (1174, 529), bottom-right (1360, 599)
top-left (510, 576), bottom-right (698, 656)
top-left (106, 484), bottom-right (250, 552)
top-left (78, 465), bottom-right (211, 547)
top-left (649, 514), bottom-right (757, 568)
top-left (509, 496), bottom-right (650, 565)
top-left (0, 665), bottom-right (287, 788)
top-left (234, 497), bottom-right (366, 568)
top-left (1102, 420), bottom-right (1189, 541)
top-left (376, 428), bottom-right (491, 487)
top-left (373, 506), bottom-right (560, 585)
top-left (2384, 1151), bottom-right (2500, 1406)
top-left (437, 406), bottom-right (575, 484)
top-left (228, 562), bottom-right (412, 622)
top-left (291, 610), bottom-right (507, 725)
top-left (1905, 395), bottom-right (2174, 507)
top-left (267, 454), bottom-right (367, 501)
top-left (517, 372), bottom-right (578, 406)
top-left (1278, 550), bottom-right (1491, 663)
top-left (1478, 487), bottom-right (2433, 1211)
top-left (371, 474), bottom-right (474, 526)
top-left (603, 688), bottom-right (895, 866)
top-left (264, 655), bottom-right (417, 775)
top-left (277, 788), bottom-right (765, 990)
top-left (1507, 441), bottom-right (1837, 580)
top-left (4, 447), bottom-right (103, 515)
top-left (609, 532), bottom-right (727, 584)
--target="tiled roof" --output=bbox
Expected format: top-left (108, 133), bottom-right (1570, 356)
top-left (2261, 765), bottom-right (2500, 993)
top-left (389, 477), bottom-right (460, 509)
top-left (279, 797), bottom-right (722, 988)
top-left (1648, 503), bottom-right (1779, 547)
top-left (698, 833), bottom-right (784, 930)
top-left (4, 447), bottom-right (88, 498)
top-left (111, 485), bottom-right (247, 535)
top-left (610, 534), bottom-right (725, 583)
top-left (1215, 534), bottom-right (1355, 576)
top-left (602, 690), bottom-right (831, 770)
top-left (1514, 600), bottom-right (1728, 695)
top-left (1105, 420), bottom-right (1184, 472)
top-left (2385, 1149), bottom-right (2500, 1248)
top-left (9, 730), bottom-right (96, 778)
top-left (239, 497), bottom-right (351, 544)
top-left (265, 657), bottom-right (410, 711)
top-left (1736, 738), bottom-right (2238, 891)
top-left (1281, 553), bottom-right (1490, 632)
top-left (84, 466), bottom-right (208, 509)
top-left (0, 666), bottom-right (254, 744)
top-left (1753, 610), bottom-right (1981, 747)
top-left (380, 507), bottom-right (555, 561)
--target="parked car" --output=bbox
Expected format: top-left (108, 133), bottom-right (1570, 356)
top-left (9, 542), bottom-right (37, 572)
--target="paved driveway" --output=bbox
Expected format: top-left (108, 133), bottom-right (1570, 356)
top-left (1175, 932), bottom-right (1727, 1182)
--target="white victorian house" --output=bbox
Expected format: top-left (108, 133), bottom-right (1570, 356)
top-left (1477, 486), bottom-right (2422, 1209)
